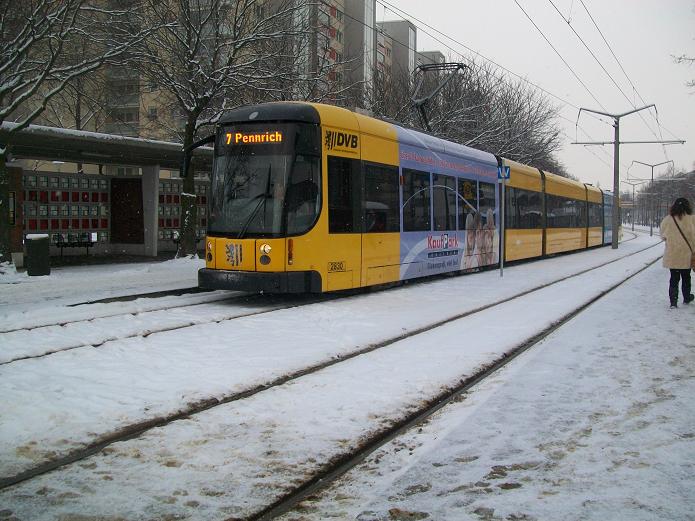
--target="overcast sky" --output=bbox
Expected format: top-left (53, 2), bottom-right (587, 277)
top-left (378, 0), bottom-right (695, 190)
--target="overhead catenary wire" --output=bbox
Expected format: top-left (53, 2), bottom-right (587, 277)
top-left (578, 0), bottom-right (678, 139)
top-left (546, 0), bottom-right (672, 161)
top-left (375, 0), bottom-right (622, 160)
top-left (377, 0), bottom-right (611, 125)
top-left (322, 0), bottom-right (628, 173)
top-left (577, 0), bottom-right (680, 161)
top-left (547, 0), bottom-right (637, 107)
top-left (513, 0), bottom-right (608, 111)
top-left (377, 0), bottom-right (623, 171)
top-left (379, 0), bottom-right (686, 167)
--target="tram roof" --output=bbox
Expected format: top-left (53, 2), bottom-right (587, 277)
top-left (394, 125), bottom-right (498, 167)
top-left (1, 122), bottom-right (213, 171)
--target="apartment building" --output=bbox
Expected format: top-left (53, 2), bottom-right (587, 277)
top-left (343, 0), bottom-right (377, 105)
top-left (379, 19), bottom-right (417, 81)
top-left (376, 26), bottom-right (394, 78)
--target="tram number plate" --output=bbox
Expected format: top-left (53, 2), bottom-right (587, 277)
top-left (328, 261), bottom-right (346, 273)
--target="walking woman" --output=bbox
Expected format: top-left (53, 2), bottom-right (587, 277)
top-left (659, 197), bottom-right (695, 308)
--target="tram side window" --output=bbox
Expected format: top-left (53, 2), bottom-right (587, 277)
top-left (433, 174), bottom-right (456, 231)
top-left (527, 191), bottom-right (542, 228)
top-left (403, 168), bottom-right (431, 232)
top-left (588, 202), bottom-right (602, 227)
top-left (457, 178), bottom-right (476, 231)
top-left (546, 195), bottom-right (564, 227)
top-left (546, 194), bottom-right (581, 228)
top-left (505, 187), bottom-right (542, 229)
top-left (479, 182), bottom-right (496, 229)
top-left (364, 163), bottom-right (399, 233)
top-left (578, 199), bottom-right (588, 228)
top-left (286, 155), bottom-right (320, 235)
top-left (603, 198), bottom-right (614, 228)
top-left (328, 155), bottom-right (360, 233)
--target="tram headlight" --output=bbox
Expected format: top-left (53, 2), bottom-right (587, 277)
top-left (259, 243), bottom-right (272, 254)
top-left (206, 241), bottom-right (213, 262)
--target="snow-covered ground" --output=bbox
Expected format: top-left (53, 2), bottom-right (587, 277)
top-left (0, 256), bottom-right (206, 314)
top-left (0, 231), bottom-right (693, 520)
top-left (281, 243), bottom-right (695, 521)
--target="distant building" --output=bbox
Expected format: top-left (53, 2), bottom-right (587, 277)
top-left (343, 0), bottom-right (377, 105)
top-left (418, 50), bottom-right (446, 67)
top-left (376, 27), bottom-right (393, 78)
top-left (379, 19), bottom-right (417, 79)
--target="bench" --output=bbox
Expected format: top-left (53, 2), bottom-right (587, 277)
top-left (56, 240), bottom-right (95, 257)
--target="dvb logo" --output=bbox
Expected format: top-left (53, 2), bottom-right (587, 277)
top-left (325, 130), bottom-right (358, 151)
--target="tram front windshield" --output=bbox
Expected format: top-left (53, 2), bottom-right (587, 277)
top-left (209, 122), bottom-right (320, 238)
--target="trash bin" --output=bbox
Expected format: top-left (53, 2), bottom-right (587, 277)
top-left (26, 234), bottom-right (50, 276)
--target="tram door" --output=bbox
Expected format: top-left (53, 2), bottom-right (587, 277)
top-left (110, 178), bottom-right (144, 244)
top-left (326, 155), bottom-right (362, 291)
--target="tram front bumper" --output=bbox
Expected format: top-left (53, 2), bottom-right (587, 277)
top-left (198, 268), bottom-right (322, 294)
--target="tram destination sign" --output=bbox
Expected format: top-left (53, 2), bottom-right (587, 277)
top-left (225, 130), bottom-right (283, 145)
top-left (218, 123), bottom-right (298, 154)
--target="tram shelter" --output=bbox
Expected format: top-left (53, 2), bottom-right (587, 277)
top-left (1, 123), bottom-right (213, 265)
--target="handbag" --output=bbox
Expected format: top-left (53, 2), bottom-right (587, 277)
top-left (672, 216), bottom-right (695, 269)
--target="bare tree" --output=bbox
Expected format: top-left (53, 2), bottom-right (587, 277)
top-left (38, 36), bottom-right (112, 175)
top-left (127, 0), bottom-right (340, 256)
top-left (0, 0), bottom-right (159, 263)
top-left (634, 167), bottom-right (695, 227)
top-left (368, 58), bottom-right (567, 177)
top-left (368, 64), bottom-right (418, 125)
top-left (674, 54), bottom-right (695, 91)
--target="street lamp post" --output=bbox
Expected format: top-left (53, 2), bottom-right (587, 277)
top-left (631, 160), bottom-right (674, 236)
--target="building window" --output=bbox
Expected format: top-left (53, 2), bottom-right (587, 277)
top-left (108, 109), bottom-right (139, 124)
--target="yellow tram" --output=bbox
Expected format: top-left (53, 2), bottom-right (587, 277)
top-left (192, 102), bottom-right (617, 293)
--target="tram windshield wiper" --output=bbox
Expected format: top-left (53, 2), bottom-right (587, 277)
top-left (237, 164), bottom-right (272, 239)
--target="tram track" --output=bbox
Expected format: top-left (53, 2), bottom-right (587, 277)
top-left (0, 292), bottom-right (332, 365)
top-left (257, 252), bottom-right (662, 521)
top-left (65, 286), bottom-right (211, 306)
top-left (1, 231), bottom-right (640, 337)
top-left (0, 232), bottom-right (642, 364)
top-left (0, 239), bottom-right (659, 494)
top-left (0, 289), bottom-right (240, 335)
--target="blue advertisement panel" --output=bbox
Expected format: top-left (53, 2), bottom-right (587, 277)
top-left (395, 128), bottom-right (500, 281)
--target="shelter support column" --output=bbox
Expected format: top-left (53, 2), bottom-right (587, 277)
top-left (8, 166), bottom-right (25, 267)
top-left (141, 165), bottom-right (160, 257)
